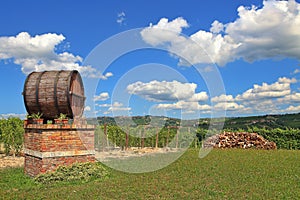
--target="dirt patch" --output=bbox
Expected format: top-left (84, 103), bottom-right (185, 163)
top-left (0, 154), bottom-right (24, 169)
top-left (95, 147), bottom-right (180, 161)
top-left (0, 148), bottom-right (179, 168)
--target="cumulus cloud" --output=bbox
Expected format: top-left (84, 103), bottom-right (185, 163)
top-left (278, 92), bottom-right (300, 103)
top-left (210, 20), bottom-right (225, 34)
top-left (278, 77), bottom-right (297, 84)
top-left (126, 77), bottom-right (300, 115)
top-left (211, 76), bottom-right (300, 115)
top-left (287, 93), bottom-right (300, 102)
top-left (98, 102), bottom-right (131, 114)
top-left (94, 92), bottom-right (110, 101)
top-left (127, 80), bottom-right (208, 102)
top-left (140, 17), bottom-right (189, 46)
top-left (214, 102), bottom-right (244, 111)
top-left (285, 105), bottom-right (300, 112)
top-left (94, 72), bottom-right (114, 80)
top-left (211, 94), bottom-right (235, 103)
top-left (140, 0), bottom-right (300, 66)
top-left (127, 80), bottom-right (210, 114)
top-left (108, 107), bottom-right (131, 112)
top-left (235, 80), bottom-right (291, 101)
top-left (107, 102), bottom-right (131, 112)
top-left (156, 101), bottom-right (211, 111)
top-left (0, 32), bottom-right (108, 78)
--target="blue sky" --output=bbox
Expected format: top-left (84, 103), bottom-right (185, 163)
top-left (0, 0), bottom-right (300, 119)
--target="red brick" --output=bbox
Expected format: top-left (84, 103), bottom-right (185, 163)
top-left (24, 125), bottom-right (95, 177)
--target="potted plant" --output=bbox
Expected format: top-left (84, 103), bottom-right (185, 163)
top-left (24, 113), bottom-right (32, 126)
top-left (28, 112), bottom-right (43, 124)
top-left (54, 113), bottom-right (69, 124)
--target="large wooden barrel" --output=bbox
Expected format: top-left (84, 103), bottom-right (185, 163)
top-left (23, 70), bottom-right (85, 120)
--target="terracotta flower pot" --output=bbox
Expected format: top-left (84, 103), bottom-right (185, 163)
top-left (54, 119), bottom-right (69, 124)
top-left (24, 119), bottom-right (28, 126)
top-left (33, 119), bottom-right (44, 124)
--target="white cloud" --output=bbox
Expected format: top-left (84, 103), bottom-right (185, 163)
top-left (287, 93), bottom-right (300, 102)
top-left (117, 12), bottom-right (126, 25)
top-left (278, 77), bottom-right (297, 84)
top-left (210, 76), bottom-right (300, 115)
top-left (108, 107), bottom-right (131, 112)
top-left (214, 102), bottom-right (244, 111)
top-left (225, 0), bottom-right (300, 63)
top-left (127, 80), bottom-right (208, 102)
top-left (198, 65), bottom-right (216, 73)
top-left (156, 101), bottom-right (211, 111)
top-left (94, 92), bottom-right (110, 101)
top-left (93, 71), bottom-right (114, 80)
top-left (236, 79), bottom-right (291, 101)
top-left (210, 20), bottom-right (224, 34)
top-left (127, 77), bottom-right (299, 115)
top-left (84, 106), bottom-right (91, 112)
top-left (203, 65), bottom-right (214, 73)
top-left (0, 113), bottom-right (27, 119)
top-left (141, 0), bottom-right (300, 66)
top-left (211, 94), bottom-right (235, 103)
top-left (140, 17), bottom-right (189, 46)
top-left (98, 103), bottom-right (111, 107)
top-left (98, 102), bottom-right (131, 114)
top-left (293, 69), bottom-right (300, 74)
top-left (278, 93), bottom-right (300, 103)
top-left (285, 105), bottom-right (300, 112)
top-left (107, 102), bottom-right (131, 112)
top-left (127, 80), bottom-right (210, 114)
top-left (0, 32), bottom-right (103, 78)
top-left (111, 102), bottom-right (123, 107)
top-left (104, 72), bottom-right (113, 78)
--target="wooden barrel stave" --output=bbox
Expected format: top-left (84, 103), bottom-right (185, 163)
top-left (23, 70), bottom-right (85, 120)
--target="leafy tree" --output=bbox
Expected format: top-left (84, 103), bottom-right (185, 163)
top-left (0, 118), bottom-right (24, 157)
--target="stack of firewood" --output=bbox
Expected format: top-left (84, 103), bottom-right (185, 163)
top-left (203, 132), bottom-right (276, 149)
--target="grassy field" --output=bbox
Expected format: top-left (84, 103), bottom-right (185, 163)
top-left (1, 149), bottom-right (299, 199)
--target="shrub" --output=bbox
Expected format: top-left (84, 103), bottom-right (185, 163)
top-left (0, 117), bottom-right (24, 156)
top-left (34, 162), bottom-right (109, 184)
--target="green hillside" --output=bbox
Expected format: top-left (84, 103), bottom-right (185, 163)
top-left (96, 113), bottom-right (300, 129)
top-left (223, 113), bottom-right (300, 130)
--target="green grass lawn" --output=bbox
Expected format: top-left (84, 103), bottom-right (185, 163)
top-left (1, 149), bottom-right (300, 199)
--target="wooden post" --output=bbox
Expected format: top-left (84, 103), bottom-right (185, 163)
top-left (142, 125), bottom-right (145, 149)
top-left (141, 125), bottom-right (145, 149)
top-left (152, 128), bottom-right (155, 148)
top-left (103, 123), bottom-right (107, 152)
top-left (176, 127), bottom-right (179, 149)
top-left (166, 126), bottom-right (170, 148)
top-left (106, 128), bottom-right (109, 147)
top-left (155, 127), bottom-right (159, 149)
top-left (125, 128), bottom-right (129, 151)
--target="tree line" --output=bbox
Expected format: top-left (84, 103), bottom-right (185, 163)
top-left (94, 125), bottom-right (200, 151)
top-left (95, 125), bottom-right (300, 150)
top-left (0, 118), bottom-right (24, 157)
top-left (0, 117), bottom-right (299, 157)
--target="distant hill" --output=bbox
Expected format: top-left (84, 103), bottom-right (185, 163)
top-left (223, 113), bottom-right (300, 129)
top-left (95, 113), bottom-right (300, 129)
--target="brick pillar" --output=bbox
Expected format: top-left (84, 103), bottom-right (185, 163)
top-left (24, 124), bottom-right (95, 177)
